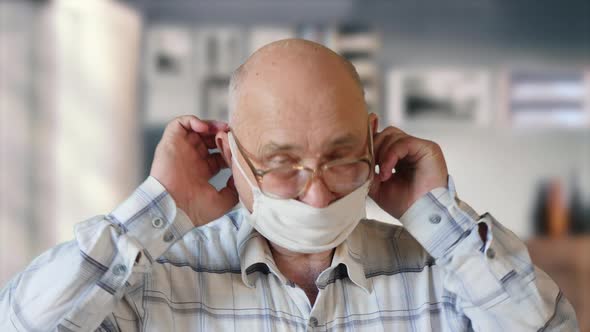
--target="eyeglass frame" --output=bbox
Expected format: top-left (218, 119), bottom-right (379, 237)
top-left (229, 121), bottom-right (375, 198)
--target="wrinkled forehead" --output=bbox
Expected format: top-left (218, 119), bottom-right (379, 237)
top-left (231, 87), bottom-right (368, 156)
top-left (230, 41), bottom-right (368, 155)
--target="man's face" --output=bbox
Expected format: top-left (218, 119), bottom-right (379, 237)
top-left (218, 41), bottom-right (377, 211)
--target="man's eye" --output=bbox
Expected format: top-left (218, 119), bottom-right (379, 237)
top-left (326, 148), bottom-right (355, 160)
top-left (327, 153), bottom-right (346, 160)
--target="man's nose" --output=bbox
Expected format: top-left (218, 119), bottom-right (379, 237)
top-left (298, 176), bottom-right (336, 208)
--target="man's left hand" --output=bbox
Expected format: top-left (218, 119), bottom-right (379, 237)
top-left (369, 126), bottom-right (449, 220)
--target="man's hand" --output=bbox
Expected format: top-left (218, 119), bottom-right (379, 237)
top-left (369, 126), bottom-right (449, 220)
top-left (150, 115), bottom-right (238, 227)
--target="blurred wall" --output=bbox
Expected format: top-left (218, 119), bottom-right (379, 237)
top-left (0, 0), bottom-right (142, 285)
top-left (0, 1), bottom-right (43, 287)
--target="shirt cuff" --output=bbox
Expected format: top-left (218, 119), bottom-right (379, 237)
top-left (108, 176), bottom-right (194, 262)
top-left (399, 174), bottom-right (481, 259)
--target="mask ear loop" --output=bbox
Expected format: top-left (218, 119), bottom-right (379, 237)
top-left (368, 121), bottom-right (379, 179)
top-left (228, 132), bottom-right (259, 190)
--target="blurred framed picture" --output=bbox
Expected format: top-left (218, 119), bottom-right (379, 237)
top-left (201, 77), bottom-right (230, 121)
top-left (387, 69), bottom-right (491, 127)
top-left (499, 70), bottom-right (590, 128)
top-left (249, 26), bottom-right (294, 55)
top-left (145, 25), bottom-right (194, 83)
top-left (194, 27), bottom-right (244, 76)
top-left (144, 25), bottom-right (197, 125)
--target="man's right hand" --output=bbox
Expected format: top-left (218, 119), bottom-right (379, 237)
top-left (150, 115), bottom-right (238, 227)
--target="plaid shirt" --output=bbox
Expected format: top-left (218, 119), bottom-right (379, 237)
top-left (1, 175), bottom-right (578, 331)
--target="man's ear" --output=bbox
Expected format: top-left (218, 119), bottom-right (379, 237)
top-left (369, 112), bottom-right (379, 134)
top-left (215, 131), bottom-right (232, 167)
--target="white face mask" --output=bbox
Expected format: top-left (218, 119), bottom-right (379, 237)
top-left (228, 132), bottom-right (371, 253)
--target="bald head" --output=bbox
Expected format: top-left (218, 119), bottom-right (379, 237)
top-left (228, 39), bottom-right (365, 128)
top-left (217, 38), bottom-right (376, 210)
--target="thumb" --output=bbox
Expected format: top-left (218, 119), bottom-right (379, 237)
top-left (216, 178), bottom-right (239, 213)
top-left (369, 177), bottom-right (380, 199)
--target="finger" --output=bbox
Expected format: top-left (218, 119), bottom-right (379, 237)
top-left (208, 174), bottom-right (239, 218)
top-left (206, 152), bottom-right (228, 176)
top-left (193, 119), bottom-right (229, 136)
top-left (214, 184), bottom-right (239, 216)
top-left (378, 142), bottom-right (406, 182)
top-left (187, 117), bottom-right (229, 134)
top-left (381, 137), bottom-right (427, 181)
top-left (227, 175), bottom-right (236, 191)
top-left (187, 132), bottom-right (209, 157)
top-left (369, 175), bottom-right (380, 197)
top-left (377, 133), bottom-right (405, 163)
top-left (373, 126), bottom-right (406, 148)
top-left (202, 135), bottom-right (218, 149)
top-left (169, 115), bottom-right (229, 137)
top-left (169, 115), bottom-right (209, 136)
top-left (189, 119), bottom-right (227, 149)
top-left (185, 126), bottom-right (222, 151)
top-left (187, 131), bottom-right (203, 146)
top-left (376, 140), bottom-right (397, 181)
top-left (373, 128), bottom-right (406, 161)
top-left (207, 120), bottom-right (230, 133)
top-left (375, 133), bottom-right (408, 180)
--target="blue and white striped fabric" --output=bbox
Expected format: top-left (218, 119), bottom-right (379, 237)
top-left (0, 175), bottom-right (578, 331)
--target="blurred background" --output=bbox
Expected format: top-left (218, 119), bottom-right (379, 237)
top-left (1, 0), bottom-right (589, 328)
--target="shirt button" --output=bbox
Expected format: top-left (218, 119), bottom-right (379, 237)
top-left (163, 232), bottom-right (175, 242)
top-left (309, 317), bottom-right (318, 327)
top-left (429, 214), bottom-right (442, 224)
top-left (152, 218), bottom-right (164, 229)
top-left (113, 264), bottom-right (127, 276)
top-left (486, 248), bottom-right (496, 259)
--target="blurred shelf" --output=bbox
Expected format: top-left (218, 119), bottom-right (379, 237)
top-left (350, 59), bottom-right (378, 78)
top-left (527, 236), bottom-right (590, 331)
top-left (334, 34), bottom-right (380, 52)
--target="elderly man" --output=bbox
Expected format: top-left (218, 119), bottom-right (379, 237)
top-left (0, 39), bottom-right (578, 331)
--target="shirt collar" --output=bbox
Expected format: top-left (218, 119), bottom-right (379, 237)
top-left (235, 208), bottom-right (372, 293)
top-left (236, 212), bottom-right (287, 288)
top-left (320, 224), bottom-right (371, 293)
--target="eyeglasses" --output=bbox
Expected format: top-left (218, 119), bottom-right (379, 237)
top-left (230, 123), bottom-right (374, 199)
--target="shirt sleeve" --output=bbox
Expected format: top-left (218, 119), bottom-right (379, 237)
top-left (399, 175), bottom-right (579, 331)
top-left (0, 176), bottom-right (194, 331)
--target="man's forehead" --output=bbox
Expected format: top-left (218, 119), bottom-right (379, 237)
top-left (228, 38), bottom-right (369, 156)
top-left (258, 132), bottom-right (361, 154)
top-left (234, 118), bottom-right (368, 157)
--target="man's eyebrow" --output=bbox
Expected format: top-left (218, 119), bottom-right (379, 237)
top-left (326, 134), bottom-right (359, 148)
top-left (259, 134), bottom-right (360, 156)
top-left (259, 142), bottom-right (302, 156)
